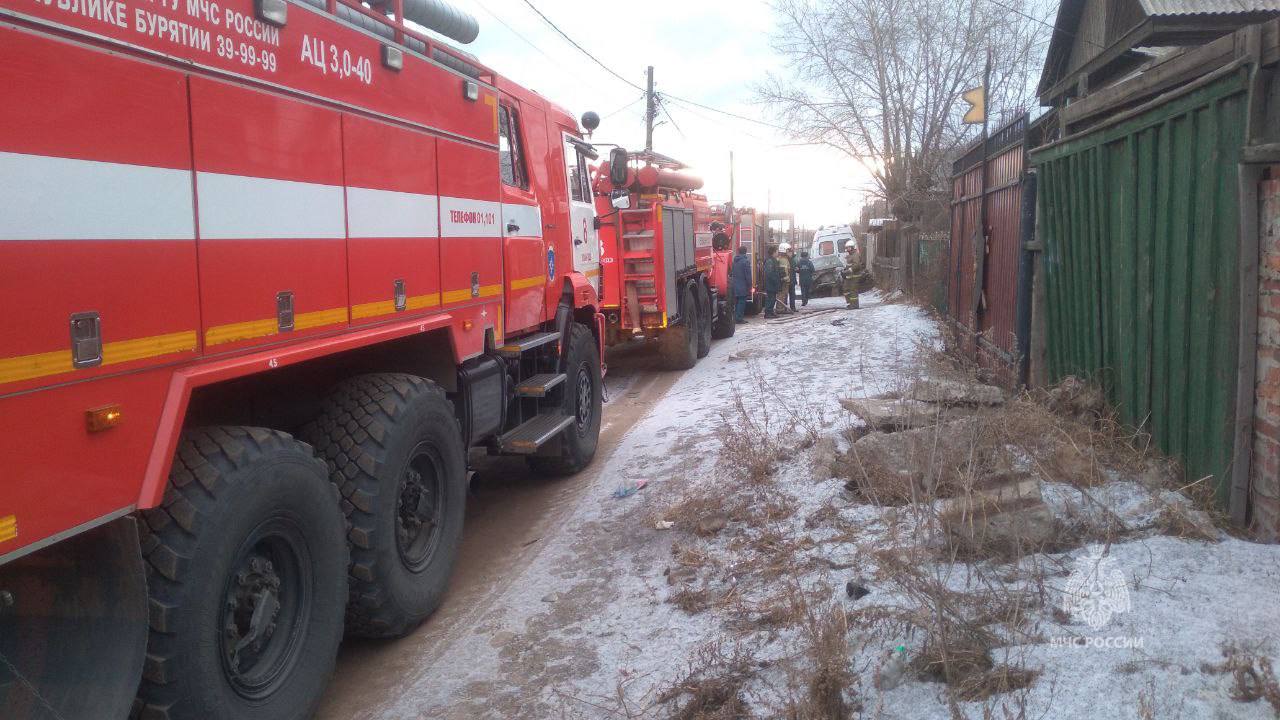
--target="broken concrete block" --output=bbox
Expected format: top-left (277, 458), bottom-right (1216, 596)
top-left (838, 397), bottom-right (949, 431)
top-left (906, 378), bottom-right (1004, 406)
top-left (938, 477), bottom-right (1057, 551)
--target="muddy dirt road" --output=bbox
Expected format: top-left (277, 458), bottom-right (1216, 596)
top-left (316, 340), bottom-right (683, 719)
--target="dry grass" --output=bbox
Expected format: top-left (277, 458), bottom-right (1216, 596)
top-left (791, 605), bottom-right (859, 719)
top-left (850, 540), bottom-right (1044, 703)
top-left (659, 641), bottom-right (758, 720)
top-left (1207, 644), bottom-right (1280, 715)
top-left (672, 587), bottom-right (715, 614)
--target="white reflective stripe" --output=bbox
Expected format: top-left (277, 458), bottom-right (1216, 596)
top-left (501, 202), bottom-right (543, 238)
top-left (0, 151), bottom-right (194, 241)
top-left (196, 172), bottom-right (345, 240)
top-left (439, 196), bottom-right (500, 238)
top-left (346, 186), bottom-right (439, 238)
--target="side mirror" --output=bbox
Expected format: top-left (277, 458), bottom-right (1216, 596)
top-left (610, 188), bottom-right (631, 210)
top-left (609, 147), bottom-right (629, 186)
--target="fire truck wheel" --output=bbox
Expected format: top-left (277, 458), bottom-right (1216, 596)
top-left (528, 322), bottom-right (603, 476)
top-left (694, 283), bottom-right (712, 359)
top-left (745, 293), bottom-right (763, 316)
top-left (301, 374), bottom-right (467, 639)
top-left (659, 284), bottom-right (700, 370)
top-left (136, 426), bottom-right (348, 720)
top-left (711, 295), bottom-right (736, 340)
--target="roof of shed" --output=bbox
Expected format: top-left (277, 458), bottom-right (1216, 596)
top-left (1138, 0), bottom-right (1280, 14)
top-left (1039, 0), bottom-right (1280, 101)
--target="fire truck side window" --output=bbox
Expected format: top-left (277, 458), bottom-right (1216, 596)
top-left (498, 104), bottom-right (528, 190)
top-left (563, 137), bottom-right (590, 203)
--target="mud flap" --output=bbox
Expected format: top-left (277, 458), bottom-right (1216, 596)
top-left (0, 517), bottom-right (147, 720)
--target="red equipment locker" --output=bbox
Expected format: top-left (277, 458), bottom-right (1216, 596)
top-left (342, 114), bottom-right (442, 326)
top-left (190, 78), bottom-right (350, 351)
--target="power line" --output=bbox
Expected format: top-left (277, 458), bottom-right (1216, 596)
top-left (602, 94), bottom-right (645, 120)
top-left (516, 0), bottom-right (644, 91)
top-left (472, 0), bottom-right (599, 88)
top-left (662, 93), bottom-right (790, 133)
top-left (978, 0), bottom-right (1105, 51)
top-left (515, 0), bottom-right (791, 135)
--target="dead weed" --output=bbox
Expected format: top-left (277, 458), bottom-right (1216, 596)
top-left (659, 641), bottom-right (758, 720)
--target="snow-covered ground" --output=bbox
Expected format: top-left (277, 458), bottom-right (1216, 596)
top-left (364, 294), bottom-right (1280, 720)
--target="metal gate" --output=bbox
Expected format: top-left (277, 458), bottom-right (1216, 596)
top-left (949, 114), bottom-right (1034, 383)
top-left (1033, 72), bottom-right (1249, 494)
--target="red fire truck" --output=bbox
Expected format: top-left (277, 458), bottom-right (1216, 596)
top-left (0, 0), bottom-right (615, 717)
top-left (594, 151), bottom-right (737, 369)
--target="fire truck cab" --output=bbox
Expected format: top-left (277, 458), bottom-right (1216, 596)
top-left (0, 0), bottom-right (613, 717)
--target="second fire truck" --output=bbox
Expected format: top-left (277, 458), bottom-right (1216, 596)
top-left (594, 151), bottom-right (737, 369)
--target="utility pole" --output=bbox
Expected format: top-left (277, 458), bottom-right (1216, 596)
top-left (644, 65), bottom-right (655, 153)
top-left (728, 151), bottom-right (735, 207)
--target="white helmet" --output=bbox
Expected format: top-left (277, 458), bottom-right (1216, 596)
top-left (778, 242), bottom-right (791, 252)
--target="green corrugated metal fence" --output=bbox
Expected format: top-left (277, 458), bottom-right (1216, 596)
top-left (1033, 72), bottom-right (1248, 499)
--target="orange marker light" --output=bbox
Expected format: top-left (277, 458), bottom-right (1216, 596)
top-left (86, 404), bottom-right (123, 433)
top-left (462, 320), bottom-right (474, 331)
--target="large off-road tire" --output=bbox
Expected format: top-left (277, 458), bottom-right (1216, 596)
top-left (658, 284), bottom-right (699, 370)
top-left (711, 291), bottom-right (736, 340)
top-left (301, 374), bottom-right (467, 638)
top-left (528, 322), bottom-right (603, 477)
top-left (136, 426), bottom-right (348, 720)
top-left (694, 283), bottom-right (712, 358)
top-left (745, 293), bottom-right (763, 316)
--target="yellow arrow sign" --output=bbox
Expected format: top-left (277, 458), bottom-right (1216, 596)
top-left (962, 85), bottom-right (985, 124)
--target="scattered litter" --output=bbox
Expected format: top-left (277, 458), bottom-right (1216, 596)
top-left (654, 519), bottom-right (674, 530)
top-left (877, 645), bottom-right (909, 690)
top-left (830, 319), bottom-right (846, 326)
top-left (612, 478), bottom-right (648, 499)
top-left (845, 579), bottom-right (871, 600)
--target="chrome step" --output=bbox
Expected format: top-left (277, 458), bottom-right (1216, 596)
top-left (515, 372), bottom-right (566, 398)
top-left (496, 331), bottom-right (560, 358)
top-left (499, 413), bottom-right (573, 454)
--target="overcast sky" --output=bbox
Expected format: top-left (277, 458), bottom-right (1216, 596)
top-left (455, 0), bottom-right (873, 228)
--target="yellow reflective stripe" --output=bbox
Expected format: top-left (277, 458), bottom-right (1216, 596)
top-left (0, 515), bottom-right (16, 544)
top-left (441, 284), bottom-right (502, 304)
top-left (0, 330), bottom-right (199, 385)
top-left (583, 267), bottom-right (601, 278)
top-left (294, 307), bottom-right (349, 331)
top-left (509, 275), bottom-right (545, 291)
top-left (103, 331), bottom-right (197, 366)
top-left (350, 294), bottom-right (441, 321)
top-left (407, 294), bottom-right (441, 311)
top-left (0, 349), bottom-right (72, 385)
top-left (204, 318), bottom-right (279, 346)
top-left (205, 306), bottom-right (349, 346)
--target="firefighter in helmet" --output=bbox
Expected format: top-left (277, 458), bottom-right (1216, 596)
top-left (776, 242), bottom-right (794, 314)
top-left (841, 241), bottom-right (865, 309)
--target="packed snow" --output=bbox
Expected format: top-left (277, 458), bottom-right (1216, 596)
top-left (360, 293), bottom-right (1280, 720)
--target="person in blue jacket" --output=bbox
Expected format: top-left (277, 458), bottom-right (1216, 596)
top-left (730, 243), bottom-right (752, 324)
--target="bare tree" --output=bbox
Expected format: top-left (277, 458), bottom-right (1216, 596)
top-left (758, 0), bottom-right (1048, 223)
